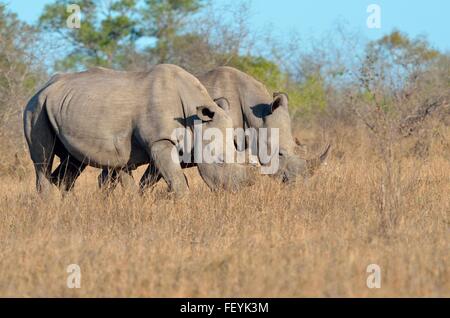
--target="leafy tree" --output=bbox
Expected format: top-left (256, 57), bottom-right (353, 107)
top-left (226, 55), bottom-right (328, 117)
top-left (287, 76), bottom-right (327, 117)
top-left (360, 30), bottom-right (440, 97)
top-left (38, 0), bottom-right (204, 70)
top-left (377, 30), bottom-right (439, 65)
top-left (0, 3), bottom-right (40, 112)
top-left (141, 0), bottom-right (204, 63)
top-left (228, 55), bottom-right (284, 90)
top-left (39, 0), bottom-right (140, 70)
top-left (0, 3), bottom-right (45, 159)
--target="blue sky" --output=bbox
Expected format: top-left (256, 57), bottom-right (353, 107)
top-left (5, 0), bottom-right (450, 51)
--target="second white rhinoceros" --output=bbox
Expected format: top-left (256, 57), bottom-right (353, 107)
top-left (198, 66), bottom-right (330, 183)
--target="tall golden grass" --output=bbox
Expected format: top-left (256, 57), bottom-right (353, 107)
top-left (0, 124), bottom-right (448, 297)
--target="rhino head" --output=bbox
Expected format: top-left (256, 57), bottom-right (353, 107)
top-left (261, 92), bottom-right (330, 183)
top-left (195, 98), bottom-right (254, 191)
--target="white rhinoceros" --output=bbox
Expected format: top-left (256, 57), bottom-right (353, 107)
top-left (23, 64), bottom-right (251, 196)
top-left (198, 66), bottom-right (330, 183)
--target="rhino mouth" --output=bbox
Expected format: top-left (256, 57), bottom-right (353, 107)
top-left (281, 171), bottom-right (291, 183)
top-left (197, 161), bottom-right (254, 191)
top-left (276, 144), bottom-right (331, 183)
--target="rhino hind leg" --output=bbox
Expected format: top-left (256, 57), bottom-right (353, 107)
top-left (51, 155), bottom-right (86, 192)
top-left (26, 110), bottom-right (56, 194)
top-left (151, 140), bottom-right (188, 197)
top-left (32, 150), bottom-right (55, 195)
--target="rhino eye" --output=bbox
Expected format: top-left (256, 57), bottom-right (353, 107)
top-left (279, 150), bottom-right (288, 157)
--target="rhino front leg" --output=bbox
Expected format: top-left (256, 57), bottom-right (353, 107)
top-left (98, 169), bottom-right (120, 192)
top-left (139, 164), bottom-right (162, 193)
top-left (151, 140), bottom-right (188, 197)
top-left (98, 169), bottom-right (138, 193)
top-left (118, 169), bottom-right (138, 192)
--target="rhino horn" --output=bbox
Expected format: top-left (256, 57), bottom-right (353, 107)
top-left (306, 143), bottom-right (331, 176)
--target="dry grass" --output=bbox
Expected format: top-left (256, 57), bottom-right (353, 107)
top-left (0, 125), bottom-right (449, 297)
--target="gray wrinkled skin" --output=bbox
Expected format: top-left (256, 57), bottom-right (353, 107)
top-left (24, 64), bottom-right (251, 196)
top-left (198, 66), bottom-right (330, 183)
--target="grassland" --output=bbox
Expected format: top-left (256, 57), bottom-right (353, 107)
top-left (0, 125), bottom-right (448, 297)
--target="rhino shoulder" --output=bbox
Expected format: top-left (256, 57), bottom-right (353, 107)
top-left (206, 66), bottom-right (266, 89)
top-left (151, 64), bottom-right (205, 88)
top-left (205, 66), bottom-right (252, 81)
top-left (209, 66), bottom-right (241, 75)
top-left (150, 63), bottom-right (189, 76)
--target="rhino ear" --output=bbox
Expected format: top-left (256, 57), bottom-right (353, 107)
top-left (197, 106), bottom-right (215, 122)
top-left (214, 97), bottom-right (230, 112)
top-left (271, 92), bottom-right (289, 113)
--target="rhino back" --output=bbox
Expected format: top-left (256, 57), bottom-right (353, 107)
top-left (199, 66), bottom-right (273, 129)
top-left (44, 69), bottom-right (152, 167)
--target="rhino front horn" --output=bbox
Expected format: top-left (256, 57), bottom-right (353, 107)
top-left (306, 143), bottom-right (331, 175)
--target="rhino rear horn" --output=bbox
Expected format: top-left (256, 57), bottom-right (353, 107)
top-left (318, 143), bottom-right (331, 162)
